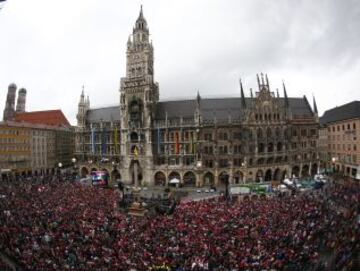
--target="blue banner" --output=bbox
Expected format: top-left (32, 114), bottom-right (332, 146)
top-left (91, 127), bottom-right (96, 154)
top-left (101, 127), bottom-right (107, 157)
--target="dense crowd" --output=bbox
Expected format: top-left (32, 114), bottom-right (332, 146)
top-left (0, 177), bottom-right (359, 270)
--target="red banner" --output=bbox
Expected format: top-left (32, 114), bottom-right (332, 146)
top-left (175, 132), bottom-right (180, 154)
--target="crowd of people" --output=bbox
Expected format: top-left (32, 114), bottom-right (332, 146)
top-left (0, 177), bottom-right (359, 270)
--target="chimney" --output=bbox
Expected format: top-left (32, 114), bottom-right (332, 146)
top-left (3, 83), bottom-right (17, 121)
top-left (16, 88), bottom-right (27, 113)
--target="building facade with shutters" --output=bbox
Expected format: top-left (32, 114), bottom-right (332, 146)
top-left (320, 101), bottom-right (360, 179)
top-left (75, 7), bottom-right (320, 187)
top-left (0, 121), bottom-right (73, 179)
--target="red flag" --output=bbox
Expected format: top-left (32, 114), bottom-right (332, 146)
top-left (175, 132), bottom-right (180, 154)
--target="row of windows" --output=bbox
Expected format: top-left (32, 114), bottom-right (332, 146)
top-left (156, 154), bottom-right (316, 168)
top-left (328, 144), bottom-right (357, 152)
top-left (328, 123), bottom-right (357, 132)
top-left (330, 153), bottom-right (357, 164)
top-left (0, 146), bottom-right (30, 152)
top-left (0, 138), bottom-right (28, 144)
top-left (0, 129), bottom-right (29, 136)
top-left (328, 134), bottom-right (357, 141)
top-left (149, 127), bottom-right (318, 143)
top-left (255, 113), bottom-right (281, 121)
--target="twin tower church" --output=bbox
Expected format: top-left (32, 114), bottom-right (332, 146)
top-left (75, 7), bottom-right (320, 187)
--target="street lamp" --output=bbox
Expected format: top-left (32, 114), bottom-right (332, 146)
top-left (71, 158), bottom-right (77, 180)
top-left (57, 162), bottom-right (63, 177)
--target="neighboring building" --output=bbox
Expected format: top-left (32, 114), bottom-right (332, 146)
top-left (75, 7), bottom-right (320, 186)
top-left (15, 110), bottom-right (74, 169)
top-left (0, 107), bottom-right (74, 179)
top-left (0, 122), bottom-right (31, 176)
top-left (320, 101), bottom-right (360, 179)
top-left (0, 121), bottom-right (72, 179)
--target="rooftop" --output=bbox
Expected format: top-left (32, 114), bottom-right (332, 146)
top-left (15, 110), bottom-right (71, 127)
top-left (320, 101), bottom-right (360, 126)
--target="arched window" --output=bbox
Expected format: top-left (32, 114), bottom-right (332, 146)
top-left (130, 132), bottom-right (138, 142)
top-left (266, 127), bottom-right (272, 138)
top-left (129, 98), bottom-right (141, 123)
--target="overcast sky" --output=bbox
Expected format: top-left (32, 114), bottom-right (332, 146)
top-left (1, 0), bottom-right (359, 125)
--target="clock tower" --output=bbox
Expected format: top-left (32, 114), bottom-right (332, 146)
top-left (119, 6), bottom-right (159, 185)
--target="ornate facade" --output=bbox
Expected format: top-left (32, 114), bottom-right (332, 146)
top-left (75, 7), bottom-right (320, 187)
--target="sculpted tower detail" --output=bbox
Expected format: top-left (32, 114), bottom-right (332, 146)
top-left (119, 6), bottom-right (159, 184)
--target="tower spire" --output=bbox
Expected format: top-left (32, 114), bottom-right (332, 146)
top-left (239, 78), bottom-right (246, 108)
top-left (313, 94), bottom-right (318, 115)
top-left (283, 80), bottom-right (289, 108)
top-left (261, 73), bottom-right (265, 86)
top-left (256, 74), bottom-right (260, 90)
top-left (140, 4), bottom-right (143, 17)
top-left (196, 90), bottom-right (201, 106)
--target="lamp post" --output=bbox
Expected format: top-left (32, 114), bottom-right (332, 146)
top-left (57, 162), bottom-right (63, 178)
top-left (71, 158), bottom-right (77, 180)
top-left (332, 157), bottom-right (336, 173)
top-left (241, 158), bottom-right (247, 184)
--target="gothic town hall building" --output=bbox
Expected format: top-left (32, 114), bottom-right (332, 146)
top-left (75, 8), bottom-right (320, 187)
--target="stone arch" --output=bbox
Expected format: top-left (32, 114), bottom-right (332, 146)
top-left (277, 142), bottom-right (282, 152)
top-left (266, 127), bottom-right (272, 139)
top-left (266, 157), bottom-right (274, 165)
top-left (203, 171), bottom-right (214, 186)
top-left (233, 170), bottom-right (244, 184)
top-left (258, 143), bottom-right (265, 153)
top-left (80, 167), bottom-right (89, 178)
top-left (130, 132), bottom-right (138, 142)
top-left (311, 163), bottom-right (318, 176)
top-left (111, 169), bottom-right (121, 182)
top-left (169, 171), bottom-right (181, 182)
top-left (273, 168), bottom-right (282, 181)
top-left (282, 170), bottom-right (288, 180)
top-left (257, 158), bottom-right (265, 165)
top-left (154, 171), bottom-right (166, 186)
top-left (275, 127), bottom-right (281, 137)
top-left (248, 129), bottom-right (254, 140)
top-left (301, 164), bottom-right (310, 178)
top-left (291, 166), bottom-right (300, 178)
top-left (219, 171), bottom-right (229, 185)
top-left (255, 169), bottom-right (263, 182)
top-left (265, 169), bottom-right (272, 182)
top-left (183, 171), bottom-right (196, 187)
top-left (267, 142), bottom-right (274, 153)
top-left (91, 167), bottom-right (98, 173)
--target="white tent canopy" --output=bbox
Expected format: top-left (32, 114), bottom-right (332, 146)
top-left (169, 178), bottom-right (180, 184)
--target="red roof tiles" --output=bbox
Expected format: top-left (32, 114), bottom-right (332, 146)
top-left (15, 110), bottom-right (71, 127)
